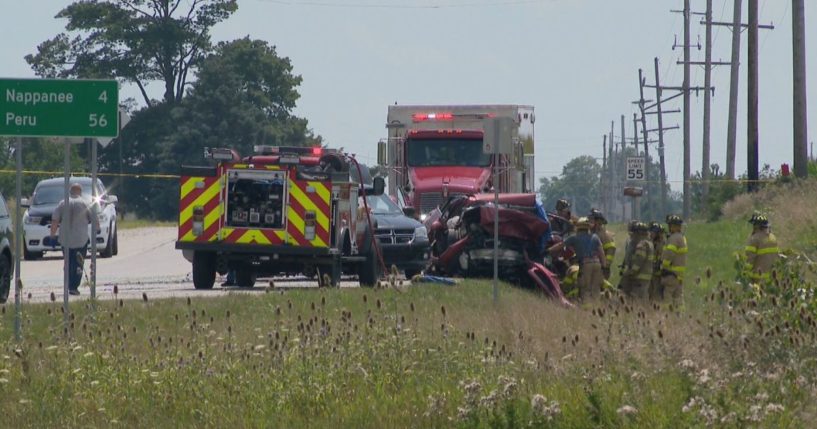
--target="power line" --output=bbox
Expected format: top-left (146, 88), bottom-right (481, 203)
top-left (258, 0), bottom-right (549, 8)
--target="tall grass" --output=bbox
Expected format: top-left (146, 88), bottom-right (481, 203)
top-left (0, 220), bottom-right (814, 427)
top-left (722, 178), bottom-right (817, 253)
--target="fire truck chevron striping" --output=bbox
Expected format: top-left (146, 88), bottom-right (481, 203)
top-left (178, 175), bottom-right (221, 242)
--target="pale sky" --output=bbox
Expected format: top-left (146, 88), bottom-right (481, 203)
top-left (2, 0), bottom-right (815, 191)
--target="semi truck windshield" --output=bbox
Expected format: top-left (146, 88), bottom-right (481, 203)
top-left (406, 138), bottom-right (490, 167)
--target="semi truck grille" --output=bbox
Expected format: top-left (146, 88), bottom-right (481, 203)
top-left (420, 192), bottom-right (442, 213)
top-left (420, 192), bottom-right (466, 213)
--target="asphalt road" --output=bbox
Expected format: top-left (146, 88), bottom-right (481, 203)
top-left (16, 227), bottom-right (362, 303)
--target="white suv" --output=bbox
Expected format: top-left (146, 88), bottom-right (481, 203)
top-left (22, 177), bottom-right (118, 259)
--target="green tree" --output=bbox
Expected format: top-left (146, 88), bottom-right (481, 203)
top-left (162, 37), bottom-right (318, 166)
top-left (0, 138), bottom-right (86, 203)
top-left (25, 0), bottom-right (238, 105)
top-left (106, 38), bottom-right (319, 220)
top-left (538, 155), bottom-right (601, 216)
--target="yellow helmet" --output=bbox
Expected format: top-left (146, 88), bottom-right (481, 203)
top-left (666, 214), bottom-right (684, 225)
top-left (751, 214), bottom-right (770, 227)
top-left (575, 216), bottom-right (591, 230)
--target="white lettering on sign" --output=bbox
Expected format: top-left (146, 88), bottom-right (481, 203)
top-left (626, 157), bottom-right (645, 180)
top-left (5, 89), bottom-right (74, 106)
top-left (5, 112), bottom-right (37, 126)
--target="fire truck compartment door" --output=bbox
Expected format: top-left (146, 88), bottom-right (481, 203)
top-left (225, 169), bottom-right (287, 229)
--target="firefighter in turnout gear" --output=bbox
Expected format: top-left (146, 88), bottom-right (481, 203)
top-left (661, 215), bottom-right (688, 306)
top-left (648, 221), bottom-right (666, 300)
top-left (620, 220), bottom-right (639, 274)
top-left (589, 209), bottom-right (616, 279)
top-left (548, 217), bottom-right (605, 301)
top-left (744, 214), bottom-right (779, 283)
top-left (549, 199), bottom-right (575, 237)
top-left (619, 221), bottom-right (653, 300)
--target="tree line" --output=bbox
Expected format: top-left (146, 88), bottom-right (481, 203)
top-left (2, 1), bottom-right (318, 220)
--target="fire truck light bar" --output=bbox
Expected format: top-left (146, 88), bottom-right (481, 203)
top-left (254, 145), bottom-right (324, 156)
top-left (412, 112), bottom-right (454, 122)
top-left (206, 148), bottom-right (235, 160)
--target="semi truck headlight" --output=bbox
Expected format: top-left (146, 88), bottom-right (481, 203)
top-left (414, 226), bottom-right (427, 240)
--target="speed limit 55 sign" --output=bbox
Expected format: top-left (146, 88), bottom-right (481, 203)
top-left (626, 157), bottom-right (645, 180)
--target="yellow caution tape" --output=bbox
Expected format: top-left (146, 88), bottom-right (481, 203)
top-left (0, 169), bottom-right (179, 179)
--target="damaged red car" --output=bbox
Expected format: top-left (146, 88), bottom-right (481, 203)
top-left (423, 193), bottom-right (571, 306)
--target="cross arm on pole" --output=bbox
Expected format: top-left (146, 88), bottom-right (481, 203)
top-left (706, 21), bottom-right (775, 30)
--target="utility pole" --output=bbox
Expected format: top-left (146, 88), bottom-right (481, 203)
top-left (638, 68), bottom-right (652, 217)
top-left (653, 58), bottom-right (668, 217)
top-left (602, 134), bottom-right (608, 215)
top-left (610, 121), bottom-right (616, 220)
top-left (701, 0), bottom-right (713, 203)
top-left (620, 115), bottom-right (627, 220)
top-left (726, 0), bottom-right (742, 179)
top-left (683, 0), bottom-right (691, 219)
top-left (641, 60), bottom-right (686, 219)
top-left (793, 0), bottom-right (808, 178)
top-left (708, 1), bottom-right (773, 181)
top-left (747, 0), bottom-right (759, 192)
top-left (633, 113), bottom-right (640, 152)
top-left (670, 0), bottom-right (694, 218)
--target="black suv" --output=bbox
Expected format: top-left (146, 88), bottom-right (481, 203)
top-left (0, 195), bottom-right (13, 303)
top-left (363, 191), bottom-right (429, 278)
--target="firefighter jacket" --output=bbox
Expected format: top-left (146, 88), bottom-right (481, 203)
top-left (622, 234), bottom-right (634, 269)
top-left (661, 232), bottom-right (687, 281)
top-left (595, 226), bottom-right (616, 266)
top-left (623, 237), bottom-right (653, 281)
top-left (651, 235), bottom-right (665, 276)
top-left (745, 230), bottom-right (779, 280)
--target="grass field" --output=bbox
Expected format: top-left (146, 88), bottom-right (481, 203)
top-left (0, 219), bottom-right (815, 428)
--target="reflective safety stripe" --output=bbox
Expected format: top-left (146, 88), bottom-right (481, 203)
top-left (747, 271), bottom-right (771, 280)
top-left (289, 180), bottom-right (330, 231)
top-left (664, 244), bottom-right (688, 254)
top-left (668, 266), bottom-right (686, 273)
top-left (606, 254), bottom-right (615, 262)
top-left (603, 242), bottom-right (616, 250)
top-left (745, 245), bottom-right (758, 253)
top-left (757, 247), bottom-right (779, 255)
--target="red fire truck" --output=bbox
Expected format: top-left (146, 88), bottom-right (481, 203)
top-left (175, 146), bottom-right (383, 289)
top-left (378, 105), bottom-right (535, 217)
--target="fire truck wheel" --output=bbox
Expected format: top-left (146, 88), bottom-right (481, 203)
top-left (236, 270), bottom-right (257, 288)
top-left (359, 252), bottom-right (380, 287)
top-left (192, 252), bottom-right (216, 290)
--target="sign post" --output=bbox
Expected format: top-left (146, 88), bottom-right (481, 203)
top-left (13, 139), bottom-right (21, 340)
top-left (1, 78), bottom-right (118, 338)
top-left (483, 117), bottom-right (514, 304)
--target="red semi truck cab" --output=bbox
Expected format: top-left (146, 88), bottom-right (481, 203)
top-left (378, 105), bottom-right (535, 217)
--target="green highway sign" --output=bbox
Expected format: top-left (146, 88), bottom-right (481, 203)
top-left (0, 78), bottom-right (119, 137)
